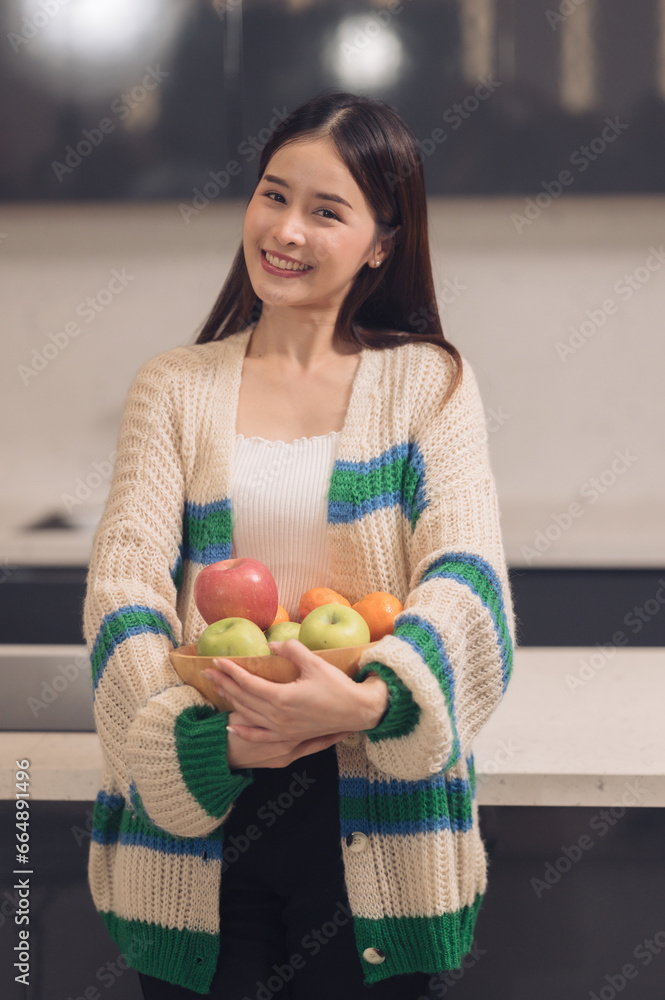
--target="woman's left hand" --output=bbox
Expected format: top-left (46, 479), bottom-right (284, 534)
top-left (202, 638), bottom-right (389, 744)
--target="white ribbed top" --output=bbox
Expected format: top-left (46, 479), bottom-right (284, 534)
top-left (230, 430), bottom-right (342, 621)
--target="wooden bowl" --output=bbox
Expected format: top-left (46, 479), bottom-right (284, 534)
top-left (169, 640), bottom-right (381, 712)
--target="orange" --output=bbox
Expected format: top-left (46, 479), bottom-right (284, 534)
top-left (352, 592), bottom-right (403, 642)
top-left (298, 587), bottom-right (351, 622)
top-left (270, 605), bottom-right (290, 626)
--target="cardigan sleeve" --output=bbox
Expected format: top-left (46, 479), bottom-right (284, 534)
top-left (354, 354), bottom-right (516, 780)
top-left (83, 354), bottom-right (254, 838)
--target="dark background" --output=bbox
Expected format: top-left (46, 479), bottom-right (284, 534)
top-left (3, 565), bottom-right (665, 646)
top-left (1, 800), bottom-right (664, 999)
top-left (1, 0), bottom-right (664, 201)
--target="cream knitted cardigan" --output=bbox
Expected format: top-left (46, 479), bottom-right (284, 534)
top-left (83, 324), bottom-right (516, 994)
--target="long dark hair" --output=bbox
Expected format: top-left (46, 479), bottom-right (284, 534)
top-left (194, 89), bottom-right (462, 403)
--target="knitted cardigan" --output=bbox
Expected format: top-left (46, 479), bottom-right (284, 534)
top-left (82, 324), bottom-right (516, 994)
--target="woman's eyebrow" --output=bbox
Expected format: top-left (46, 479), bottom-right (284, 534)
top-left (262, 173), bottom-right (353, 211)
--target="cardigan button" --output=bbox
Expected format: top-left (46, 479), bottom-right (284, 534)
top-left (345, 831), bottom-right (369, 853)
top-left (341, 732), bottom-right (362, 746)
top-left (362, 947), bottom-right (386, 964)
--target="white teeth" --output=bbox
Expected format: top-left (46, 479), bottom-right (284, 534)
top-left (265, 251), bottom-right (312, 271)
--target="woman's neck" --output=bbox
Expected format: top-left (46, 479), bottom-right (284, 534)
top-left (246, 316), bottom-right (360, 373)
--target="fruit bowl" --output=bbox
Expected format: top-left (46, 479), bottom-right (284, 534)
top-left (169, 641), bottom-right (381, 712)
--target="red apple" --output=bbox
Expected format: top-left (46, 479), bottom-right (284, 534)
top-left (193, 558), bottom-right (278, 630)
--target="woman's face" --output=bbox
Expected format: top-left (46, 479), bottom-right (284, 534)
top-left (243, 136), bottom-right (382, 315)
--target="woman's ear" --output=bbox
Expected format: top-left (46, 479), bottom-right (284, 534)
top-left (378, 225), bottom-right (400, 264)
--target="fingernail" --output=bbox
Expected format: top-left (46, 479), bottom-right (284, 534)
top-left (226, 725), bottom-right (238, 734)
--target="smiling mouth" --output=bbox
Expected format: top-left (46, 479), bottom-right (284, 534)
top-left (261, 249), bottom-right (314, 272)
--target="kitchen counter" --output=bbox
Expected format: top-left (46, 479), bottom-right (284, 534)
top-left (1, 647), bottom-right (663, 806)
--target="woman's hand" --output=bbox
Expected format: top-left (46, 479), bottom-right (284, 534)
top-left (223, 717), bottom-right (352, 771)
top-left (202, 638), bottom-right (389, 770)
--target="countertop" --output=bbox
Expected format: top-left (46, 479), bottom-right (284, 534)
top-left (1, 647), bottom-right (663, 807)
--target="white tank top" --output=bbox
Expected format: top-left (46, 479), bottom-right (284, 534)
top-left (230, 431), bottom-right (342, 622)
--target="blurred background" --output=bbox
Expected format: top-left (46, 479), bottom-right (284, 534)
top-left (1, 2), bottom-right (664, 998)
top-left (1, 0), bottom-right (664, 595)
top-left (1, 0), bottom-right (665, 578)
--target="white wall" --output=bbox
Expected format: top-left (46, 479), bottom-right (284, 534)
top-left (1, 195), bottom-right (663, 566)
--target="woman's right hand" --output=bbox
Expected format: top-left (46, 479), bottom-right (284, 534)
top-left (225, 709), bottom-right (354, 770)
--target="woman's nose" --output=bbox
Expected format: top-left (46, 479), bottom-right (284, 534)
top-left (271, 208), bottom-right (306, 247)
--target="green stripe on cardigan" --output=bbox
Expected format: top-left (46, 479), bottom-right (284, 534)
top-left (352, 893), bottom-right (484, 984)
top-left (174, 704), bottom-right (254, 819)
top-left (100, 911), bottom-right (217, 995)
top-left (355, 661), bottom-right (420, 740)
top-left (328, 449), bottom-right (423, 529)
top-left (338, 777), bottom-right (473, 828)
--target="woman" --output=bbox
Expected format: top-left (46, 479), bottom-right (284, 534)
top-left (83, 90), bottom-right (516, 999)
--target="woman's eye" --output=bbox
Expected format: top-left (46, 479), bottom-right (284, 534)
top-left (262, 192), bottom-right (339, 221)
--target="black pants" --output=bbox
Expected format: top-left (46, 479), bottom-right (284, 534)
top-left (138, 744), bottom-right (433, 1000)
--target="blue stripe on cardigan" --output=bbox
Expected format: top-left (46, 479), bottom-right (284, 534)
top-left (423, 552), bottom-right (512, 693)
top-left (181, 497), bottom-right (232, 565)
top-left (340, 814), bottom-right (473, 838)
top-left (91, 605), bottom-right (176, 695)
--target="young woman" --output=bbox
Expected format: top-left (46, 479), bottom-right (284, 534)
top-left (83, 90), bottom-right (516, 1000)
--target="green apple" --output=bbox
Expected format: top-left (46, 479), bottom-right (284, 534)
top-left (298, 603), bottom-right (370, 651)
top-left (265, 621), bottom-right (301, 643)
top-left (197, 617), bottom-right (271, 657)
